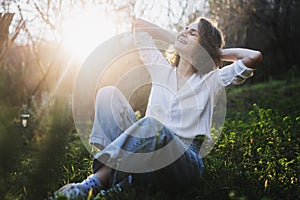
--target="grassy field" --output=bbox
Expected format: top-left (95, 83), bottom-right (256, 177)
top-left (1, 79), bottom-right (299, 200)
top-left (226, 79), bottom-right (300, 118)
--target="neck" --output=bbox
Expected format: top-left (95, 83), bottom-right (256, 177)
top-left (177, 58), bottom-right (196, 78)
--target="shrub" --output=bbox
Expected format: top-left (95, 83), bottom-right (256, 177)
top-left (203, 104), bottom-right (300, 200)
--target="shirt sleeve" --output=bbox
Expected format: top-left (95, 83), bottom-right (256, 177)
top-left (218, 59), bottom-right (255, 86)
top-left (134, 31), bottom-right (171, 76)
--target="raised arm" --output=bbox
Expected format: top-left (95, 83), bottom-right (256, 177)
top-left (134, 18), bottom-right (176, 44)
top-left (221, 48), bottom-right (263, 69)
top-left (218, 48), bottom-right (263, 86)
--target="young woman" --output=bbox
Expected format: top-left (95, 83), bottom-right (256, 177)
top-left (55, 17), bottom-right (262, 199)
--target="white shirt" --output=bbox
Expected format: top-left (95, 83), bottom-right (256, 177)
top-left (135, 32), bottom-right (254, 139)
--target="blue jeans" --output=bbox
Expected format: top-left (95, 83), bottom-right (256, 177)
top-left (90, 86), bottom-right (204, 191)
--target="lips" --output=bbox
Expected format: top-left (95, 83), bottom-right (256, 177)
top-left (177, 35), bottom-right (187, 45)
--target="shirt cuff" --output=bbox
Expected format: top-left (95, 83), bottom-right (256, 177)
top-left (235, 59), bottom-right (255, 79)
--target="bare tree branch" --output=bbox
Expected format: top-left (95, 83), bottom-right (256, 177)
top-left (32, 1), bottom-right (56, 30)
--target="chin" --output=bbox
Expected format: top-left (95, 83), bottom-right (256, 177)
top-left (173, 43), bottom-right (182, 52)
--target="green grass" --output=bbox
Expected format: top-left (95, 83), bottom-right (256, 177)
top-left (226, 79), bottom-right (300, 118)
top-left (1, 79), bottom-right (300, 200)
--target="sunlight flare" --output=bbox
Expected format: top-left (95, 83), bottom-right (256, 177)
top-left (61, 7), bottom-right (116, 61)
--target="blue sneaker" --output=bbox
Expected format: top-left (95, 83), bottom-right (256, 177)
top-left (53, 183), bottom-right (89, 200)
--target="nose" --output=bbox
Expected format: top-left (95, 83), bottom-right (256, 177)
top-left (180, 31), bottom-right (188, 38)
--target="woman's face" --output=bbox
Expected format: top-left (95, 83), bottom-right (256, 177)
top-left (174, 23), bottom-right (200, 55)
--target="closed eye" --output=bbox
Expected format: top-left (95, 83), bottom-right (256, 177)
top-left (191, 30), bottom-right (199, 36)
top-left (182, 27), bottom-right (199, 37)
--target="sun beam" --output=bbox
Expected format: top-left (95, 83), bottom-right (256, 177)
top-left (61, 7), bottom-right (116, 62)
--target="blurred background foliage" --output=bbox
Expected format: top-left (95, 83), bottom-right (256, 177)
top-left (0, 0), bottom-right (299, 199)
